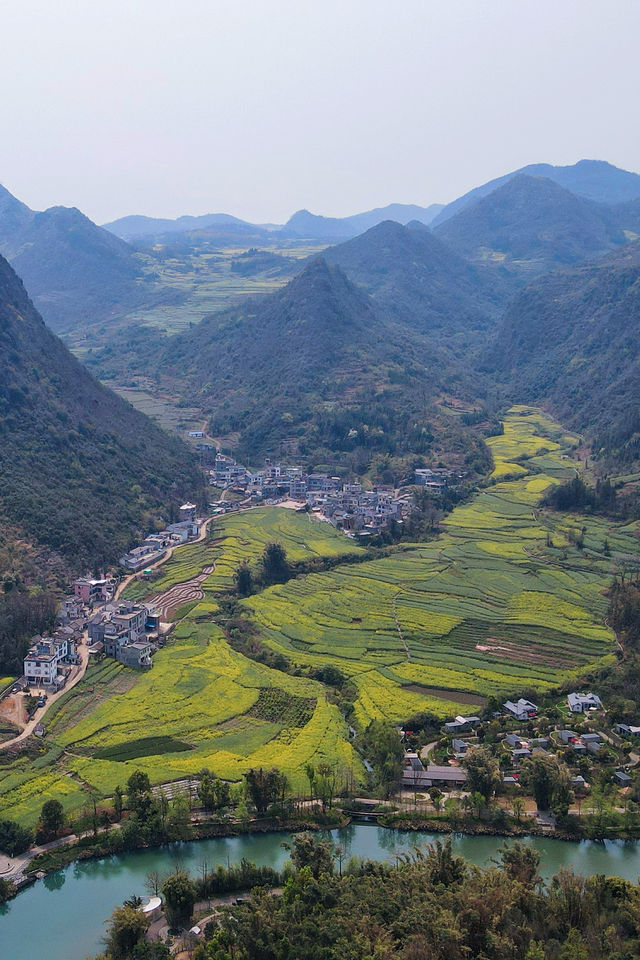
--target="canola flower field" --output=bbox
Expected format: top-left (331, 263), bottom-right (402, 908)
top-left (1, 408), bottom-right (636, 824)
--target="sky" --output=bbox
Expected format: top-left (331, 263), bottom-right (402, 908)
top-left (1, 0), bottom-right (639, 225)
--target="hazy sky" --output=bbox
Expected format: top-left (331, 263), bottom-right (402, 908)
top-left (1, 0), bottom-right (639, 224)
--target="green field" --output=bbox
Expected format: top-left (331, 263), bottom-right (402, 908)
top-left (1, 408), bottom-right (636, 824)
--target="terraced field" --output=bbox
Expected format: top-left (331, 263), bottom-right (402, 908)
top-left (1, 408), bottom-right (637, 824)
top-left (244, 407), bottom-right (633, 725)
top-left (0, 512), bottom-right (363, 823)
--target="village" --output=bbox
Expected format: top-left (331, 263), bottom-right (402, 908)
top-left (399, 690), bottom-right (640, 824)
top-left (206, 451), bottom-right (463, 537)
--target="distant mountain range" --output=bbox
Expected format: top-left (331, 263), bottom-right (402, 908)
top-left (103, 202), bottom-right (444, 243)
top-left (0, 254), bottom-right (201, 569)
top-left (431, 159), bottom-right (640, 225)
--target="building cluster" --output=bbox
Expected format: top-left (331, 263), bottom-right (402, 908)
top-left (401, 689), bottom-right (639, 801)
top-left (119, 503), bottom-right (199, 571)
top-left (413, 467), bottom-right (462, 492)
top-left (87, 600), bottom-right (160, 668)
top-left (209, 454), bottom-right (410, 535)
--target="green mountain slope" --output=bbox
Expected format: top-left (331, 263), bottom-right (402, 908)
top-left (434, 175), bottom-right (626, 282)
top-left (323, 219), bottom-right (501, 336)
top-left (100, 258), bottom-right (488, 469)
top-left (489, 241), bottom-right (640, 465)
top-left (0, 255), bottom-right (201, 568)
top-left (0, 185), bottom-right (176, 333)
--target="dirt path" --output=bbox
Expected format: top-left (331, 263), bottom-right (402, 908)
top-left (0, 641), bottom-right (91, 751)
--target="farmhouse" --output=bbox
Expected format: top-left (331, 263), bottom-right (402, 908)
top-left (24, 633), bottom-right (77, 688)
top-left (119, 544), bottom-right (166, 572)
top-left (614, 771), bottom-right (633, 786)
top-left (406, 765), bottom-right (468, 788)
top-left (504, 698), bottom-right (538, 721)
top-left (88, 601), bottom-right (158, 669)
top-left (567, 692), bottom-right (603, 713)
top-left (615, 723), bottom-right (640, 737)
top-left (73, 576), bottom-right (112, 604)
top-left (444, 715), bottom-right (481, 734)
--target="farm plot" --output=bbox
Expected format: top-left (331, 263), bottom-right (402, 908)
top-left (245, 408), bottom-right (633, 725)
top-left (2, 409), bottom-right (636, 824)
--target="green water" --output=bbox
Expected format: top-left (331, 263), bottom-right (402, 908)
top-left (2, 826), bottom-right (640, 960)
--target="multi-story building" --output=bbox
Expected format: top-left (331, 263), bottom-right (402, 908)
top-left (24, 634), bottom-right (77, 687)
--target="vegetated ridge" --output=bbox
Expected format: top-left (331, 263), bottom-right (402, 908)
top-left (92, 257), bottom-right (491, 470)
top-left (488, 240), bottom-right (640, 468)
top-left (0, 254), bottom-right (201, 571)
top-left (323, 219), bottom-right (501, 335)
top-left (433, 175), bottom-right (629, 283)
top-left (0, 184), bottom-right (179, 333)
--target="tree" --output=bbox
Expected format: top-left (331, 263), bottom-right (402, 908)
top-left (113, 785), bottom-right (124, 821)
top-left (286, 832), bottom-right (335, 878)
top-left (162, 870), bottom-right (196, 930)
top-left (511, 796), bottom-right (525, 824)
top-left (102, 903), bottom-right (149, 959)
top-left (497, 841), bottom-right (541, 887)
top-left (234, 562), bottom-right (254, 597)
top-left (462, 747), bottom-right (501, 803)
top-left (127, 770), bottom-right (152, 816)
top-left (429, 788), bottom-right (443, 815)
top-left (260, 542), bottom-right (290, 585)
top-left (523, 754), bottom-right (571, 813)
top-left (39, 799), bottom-right (64, 838)
top-left (0, 818), bottom-right (32, 856)
top-left (360, 720), bottom-right (404, 797)
top-left (244, 767), bottom-right (287, 815)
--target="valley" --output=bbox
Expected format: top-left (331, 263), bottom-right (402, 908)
top-left (1, 407), bottom-right (635, 827)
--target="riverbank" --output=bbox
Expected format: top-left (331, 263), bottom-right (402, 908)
top-left (5, 823), bottom-right (640, 960)
top-left (8, 801), bottom-right (640, 903)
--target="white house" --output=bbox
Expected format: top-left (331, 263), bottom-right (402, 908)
top-left (567, 692), bottom-right (603, 713)
top-left (504, 698), bottom-right (538, 721)
top-left (24, 635), bottom-right (75, 687)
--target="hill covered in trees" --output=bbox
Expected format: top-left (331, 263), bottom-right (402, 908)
top-left (92, 258), bottom-right (491, 471)
top-left (489, 241), bottom-right (640, 466)
top-left (0, 254), bottom-right (201, 572)
top-left (0, 184), bottom-right (180, 333)
top-left (433, 175), bottom-right (629, 284)
top-left (322, 219), bottom-right (501, 338)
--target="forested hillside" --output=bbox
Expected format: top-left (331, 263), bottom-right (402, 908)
top-left (93, 258), bottom-right (491, 471)
top-left (434, 175), bottom-right (627, 282)
top-left (0, 185), bottom-right (179, 333)
top-left (323, 219), bottom-right (501, 336)
top-left (489, 241), bottom-right (640, 466)
top-left (0, 255), bottom-right (201, 571)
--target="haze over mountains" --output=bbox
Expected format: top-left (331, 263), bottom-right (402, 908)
top-left (80, 157), bottom-right (640, 474)
top-left (431, 159), bottom-right (640, 225)
top-left (4, 156), bottom-right (640, 491)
